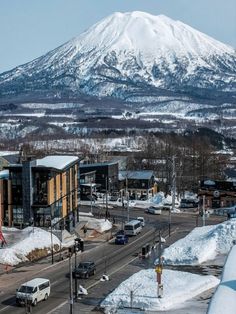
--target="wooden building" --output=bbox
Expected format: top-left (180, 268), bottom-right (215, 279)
top-left (198, 179), bottom-right (236, 209)
top-left (119, 170), bottom-right (155, 200)
top-left (1, 155), bottom-right (79, 227)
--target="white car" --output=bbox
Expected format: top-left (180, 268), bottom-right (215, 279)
top-left (145, 206), bottom-right (162, 215)
top-left (137, 216), bottom-right (145, 227)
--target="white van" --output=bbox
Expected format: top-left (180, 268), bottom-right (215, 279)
top-left (124, 220), bottom-right (142, 236)
top-left (16, 278), bottom-right (50, 306)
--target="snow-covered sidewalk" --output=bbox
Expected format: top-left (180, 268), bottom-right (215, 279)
top-left (101, 269), bottom-right (219, 312)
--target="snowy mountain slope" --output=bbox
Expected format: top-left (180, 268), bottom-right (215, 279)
top-left (0, 11), bottom-right (235, 103)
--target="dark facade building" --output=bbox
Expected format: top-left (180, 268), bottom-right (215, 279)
top-left (119, 170), bottom-right (155, 200)
top-left (198, 179), bottom-right (236, 208)
top-left (80, 162), bottom-right (119, 192)
top-left (79, 170), bottom-right (97, 200)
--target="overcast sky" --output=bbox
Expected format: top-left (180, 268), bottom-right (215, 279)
top-left (0, 0), bottom-right (235, 73)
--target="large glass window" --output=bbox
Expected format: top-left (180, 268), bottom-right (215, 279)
top-left (33, 172), bottom-right (48, 205)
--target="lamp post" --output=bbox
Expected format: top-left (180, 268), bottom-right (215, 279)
top-left (68, 247), bottom-right (74, 314)
top-left (74, 238), bottom-right (80, 301)
top-left (50, 218), bottom-right (54, 265)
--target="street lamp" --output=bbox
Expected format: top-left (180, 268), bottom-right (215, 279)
top-left (74, 237), bottom-right (80, 301)
top-left (50, 218), bottom-right (54, 264)
top-left (68, 246), bottom-right (74, 314)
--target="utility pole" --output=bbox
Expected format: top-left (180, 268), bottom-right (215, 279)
top-left (90, 182), bottom-right (93, 214)
top-left (169, 156), bottom-right (176, 236)
top-left (69, 247), bottom-right (73, 314)
top-left (126, 175), bottom-right (129, 222)
top-left (105, 177), bottom-right (108, 220)
top-left (202, 195), bottom-right (206, 227)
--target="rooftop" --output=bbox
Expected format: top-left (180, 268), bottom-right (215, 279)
top-left (119, 170), bottom-right (154, 180)
top-left (36, 155), bottom-right (79, 170)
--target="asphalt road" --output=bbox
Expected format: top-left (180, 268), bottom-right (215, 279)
top-left (0, 206), bottom-right (225, 314)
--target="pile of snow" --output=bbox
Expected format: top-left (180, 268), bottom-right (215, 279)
top-left (0, 227), bottom-right (61, 266)
top-left (0, 216), bottom-right (112, 266)
top-left (162, 219), bottom-right (236, 265)
top-left (79, 216), bottom-right (112, 233)
top-left (101, 269), bottom-right (219, 312)
top-left (151, 192), bottom-right (180, 209)
top-left (208, 245), bottom-right (236, 314)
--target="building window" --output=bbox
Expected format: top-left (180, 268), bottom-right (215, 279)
top-left (13, 206), bottom-right (23, 224)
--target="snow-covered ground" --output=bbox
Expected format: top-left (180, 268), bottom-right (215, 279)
top-left (208, 245), bottom-right (236, 314)
top-left (101, 269), bottom-right (219, 312)
top-left (0, 227), bottom-right (61, 266)
top-left (0, 216), bottom-right (112, 266)
top-left (161, 219), bottom-right (236, 265)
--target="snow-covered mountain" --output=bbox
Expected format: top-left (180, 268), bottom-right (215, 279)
top-left (0, 11), bottom-right (235, 103)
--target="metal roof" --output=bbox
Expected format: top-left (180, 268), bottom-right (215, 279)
top-left (119, 170), bottom-right (154, 180)
top-left (80, 161), bottom-right (118, 168)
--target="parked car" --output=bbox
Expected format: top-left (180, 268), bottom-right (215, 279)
top-left (145, 206), bottom-right (162, 215)
top-left (137, 216), bottom-right (145, 227)
top-left (180, 199), bottom-right (198, 208)
top-left (72, 261), bottom-right (96, 279)
top-left (115, 234), bottom-right (129, 245)
top-left (109, 195), bottom-right (119, 201)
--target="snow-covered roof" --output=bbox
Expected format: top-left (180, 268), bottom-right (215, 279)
top-left (119, 170), bottom-right (154, 180)
top-left (0, 169), bottom-right (9, 179)
top-left (36, 155), bottom-right (78, 170)
top-left (208, 245), bottom-right (236, 314)
top-left (0, 151), bottom-right (19, 157)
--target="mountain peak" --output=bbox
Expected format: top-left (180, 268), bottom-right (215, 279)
top-left (67, 11), bottom-right (233, 58)
top-left (0, 11), bottom-right (235, 103)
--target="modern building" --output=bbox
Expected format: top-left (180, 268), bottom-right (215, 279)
top-left (119, 170), bottom-right (155, 200)
top-left (80, 161), bottom-right (119, 192)
top-left (1, 155), bottom-right (79, 228)
top-left (198, 179), bottom-right (236, 208)
top-left (79, 170), bottom-right (97, 200)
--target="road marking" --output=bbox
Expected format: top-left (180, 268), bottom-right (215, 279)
top-left (0, 305), bottom-right (12, 313)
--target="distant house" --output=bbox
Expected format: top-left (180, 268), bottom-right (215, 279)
top-left (225, 168), bottom-right (236, 182)
top-left (1, 155), bottom-right (79, 228)
top-left (198, 179), bottom-right (236, 208)
top-left (0, 153), bottom-right (19, 170)
top-left (80, 161), bottom-right (119, 192)
top-left (119, 170), bottom-right (155, 200)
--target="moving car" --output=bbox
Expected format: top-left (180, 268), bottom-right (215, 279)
top-left (145, 206), bottom-right (162, 215)
top-left (16, 278), bottom-right (50, 306)
top-left (73, 261), bottom-right (96, 279)
top-left (115, 234), bottom-right (129, 244)
top-left (137, 216), bottom-right (145, 227)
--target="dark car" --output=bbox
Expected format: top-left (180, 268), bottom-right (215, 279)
top-left (115, 234), bottom-right (129, 245)
top-left (116, 229), bottom-right (125, 236)
top-left (73, 261), bottom-right (96, 279)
